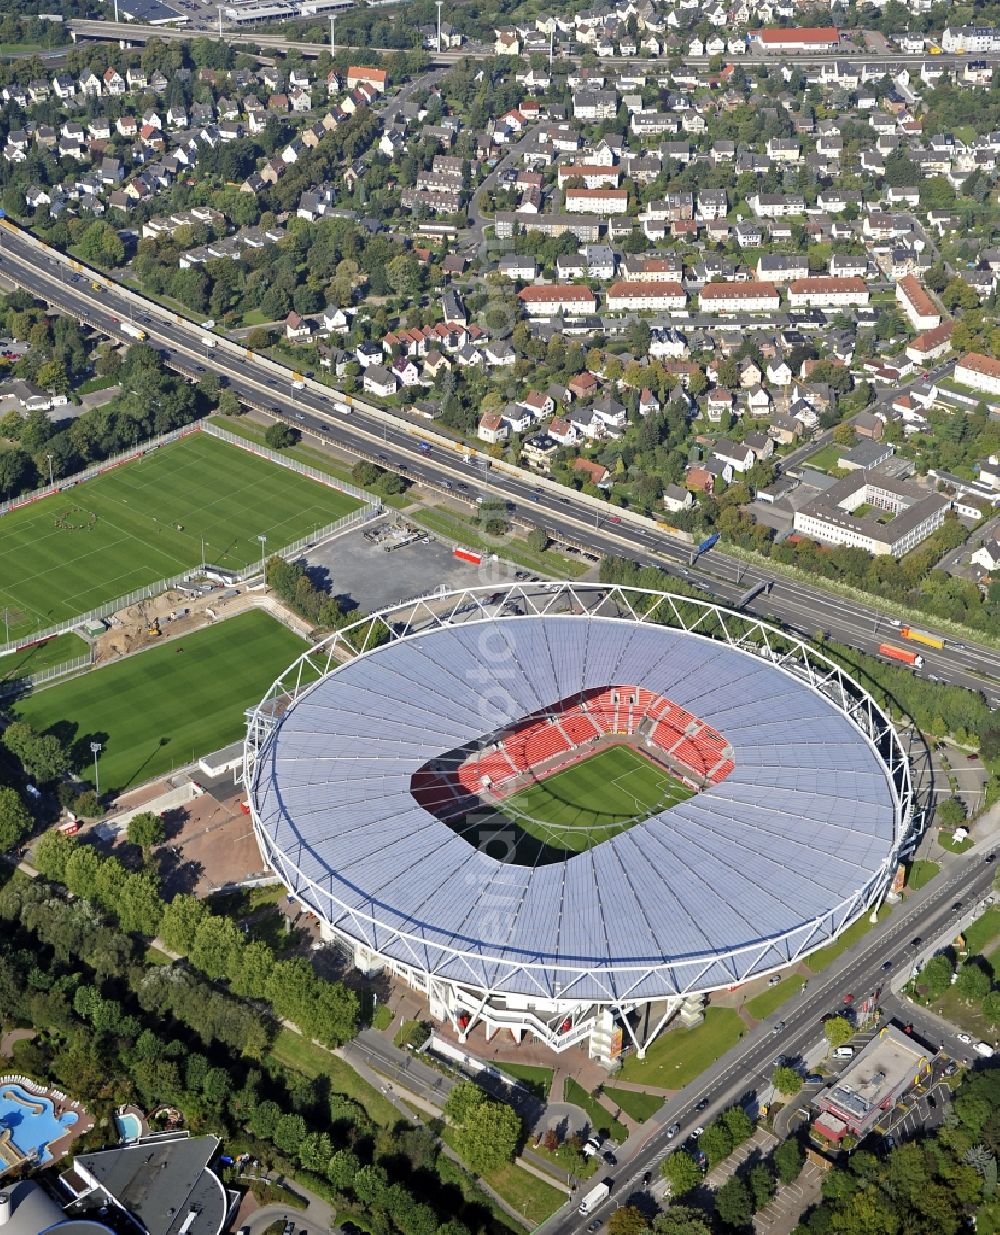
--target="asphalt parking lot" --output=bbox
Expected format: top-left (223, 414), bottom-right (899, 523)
top-left (881, 1079), bottom-right (950, 1146)
top-left (301, 516), bottom-right (517, 614)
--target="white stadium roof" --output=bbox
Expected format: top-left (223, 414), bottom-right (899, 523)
top-left (249, 588), bottom-right (909, 1006)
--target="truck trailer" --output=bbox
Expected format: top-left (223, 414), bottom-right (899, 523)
top-left (119, 321), bottom-right (146, 341)
top-left (878, 643), bottom-right (923, 669)
top-left (900, 626), bottom-right (944, 650)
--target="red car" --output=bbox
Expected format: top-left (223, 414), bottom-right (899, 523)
top-left (843, 993), bottom-right (855, 1004)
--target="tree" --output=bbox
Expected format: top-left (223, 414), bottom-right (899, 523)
top-left (698, 1121), bottom-right (734, 1167)
top-left (919, 953), bottom-right (953, 1001)
top-left (264, 422), bottom-right (298, 449)
top-left (749, 1163), bottom-right (776, 1211)
top-left (0, 448), bottom-right (37, 500)
top-left (824, 1015), bottom-right (854, 1050)
top-left (936, 796), bottom-right (967, 828)
top-left (773, 1066), bottom-right (803, 1097)
top-left (714, 1175), bottom-right (752, 1228)
top-left (127, 810), bottom-right (164, 856)
top-left (608, 1207), bottom-right (649, 1235)
top-left (721, 1106), bottom-right (754, 1145)
top-left (955, 960), bottom-right (991, 1003)
top-left (526, 528), bottom-right (549, 554)
top-left (983, 990), bottom-right (1000, 1025)
top-left (158, 893), bottom-right (207, 954)
top-left (1, 720), bottom-right (70, 784)
top-left (661, 1150), bottom-right (702, 1197)
top-left (773, 1137), bottom-right (803, 1185)
top-left (653, 1208), bottom-right (712, 1235)
top-left (217, 389), bottom-right (241, 417)
top-left (386, 253), bottom-right (421, 298)
top-left (0, 788), bottom-right (32, 853)
top-left (445, 1082), bottom-right (521, 1175)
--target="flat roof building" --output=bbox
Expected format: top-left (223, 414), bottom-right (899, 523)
top-left (814, 1025), bottom-right (931, 1141)
top-left (793, 469), bottom-right (949, 556)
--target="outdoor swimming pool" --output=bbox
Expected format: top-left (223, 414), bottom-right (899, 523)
top-left (0, 1083), bottom-right (77, 1164)
top-left (116, 1112), bottom-right (142, 1142)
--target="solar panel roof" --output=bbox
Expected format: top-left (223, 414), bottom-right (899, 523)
top-left (253, 614), bottom-right (900, 1001)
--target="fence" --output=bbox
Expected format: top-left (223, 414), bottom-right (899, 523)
top-left (202, 421), bottom-right (378, 508)
top-left (0, 486), bottom-right (381, 660)
top-left (0, 652), bottom-right (93, 699)
top-left (0, 424), bottom-right (200, 519)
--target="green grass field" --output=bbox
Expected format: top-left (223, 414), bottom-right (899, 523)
top-left (617, 1007), bottom-right (745, 1090)
top-left (15, 610), bottom-right (308, 793)
top-left (563, 1079), bottom-right (628, 1142)
top-left (494, 1063), bottom-right (553, 1101)
top-left (489, 746), bottom-right (693, 863)
top-left (745, 975), bottom-right (802, 1021)
top-left (602, 1086), bottom-right (663, 1122)
top-left (0, 431), bottom-right (363, 642)
top-left (0, 631), bottom-right (90, 683)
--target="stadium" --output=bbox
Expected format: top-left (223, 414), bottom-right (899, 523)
top-left (245, 583), bottom-right (914, 1062)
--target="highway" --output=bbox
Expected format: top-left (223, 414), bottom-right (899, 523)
top-left (66, 18), bottom-right (1000, 74)
top-left (538, 846), bottom-right (1000, 1234)
top-left (1, 223), bottom-right (999, 705)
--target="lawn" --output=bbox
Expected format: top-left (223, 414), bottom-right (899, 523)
top-left (964, 908), bottom-right (1000, 956)
top-left (208, 415), bottom-right (411, 510)
top-left (939, 831), bottom-right (974, 854)
top-left (414, 506), bottom-right (590, 578)
top-left (0, 631), bottom-right (90, 682)
top-left (268, 1027), bottom-right (401, 1126)
top-left (745, 976), bottom-right (802, 1021)
top-left (503, 745), bottom-right (691, 834)
top-left (804, 905), bottom-right (891, 973)
top-left (563, 1078), bottom-right (628, 1141)
top-left (15, 610), bottom-right (308, 793)
top-left (440, 1129), bottom-right (565, 1225)
top-left (494, 1063), bottom-right (553, 1101)
top-left (908, 860), bottom-right (941, 891)
top-left (602, 1086), bottom-right (663, 1122)
top-left (802, 443), bottom-right (847, 475)
top-left (616, 1007), bottom-right (745, 1090)
top-left (0, 431), bottom-right (363, 642)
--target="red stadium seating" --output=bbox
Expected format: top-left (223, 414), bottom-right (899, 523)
top-left (432, 685), bottom-right (735, 807)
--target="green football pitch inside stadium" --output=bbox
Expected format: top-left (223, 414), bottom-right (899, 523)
top-left (492, 745), bottom-right (694, 863)
top-left (0, 432), bottom-right (363, 643)
top-left (15, 610), bottom-right (309, 794)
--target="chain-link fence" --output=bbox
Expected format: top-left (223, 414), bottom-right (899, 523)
top-left (0, 424), bottom-right (199, 518)
top-left (0, 651), bottom-right (94, 699)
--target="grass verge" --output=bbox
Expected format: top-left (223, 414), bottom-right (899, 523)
top-left (804, 905), bottom-right (891, 974)
top-left (208, 414), bottom-right (411, 509)
top-left (441, 1128), bottom-right (565, 1225)
top-left (745, 976), bottom-right (802, 1021)
top-left (0, 631), bottom-right (89, 681)
top-left (563, 1078), bottom-right (628, 1141)
top-left (602, 1086), bottom-right (662, 1122)
top-left (616, 1007), bottom-right (745, 1091)
top-left (908, 860), bottom-right (941, 891)
top-left (494, 1063), bottom-right (553, 1101)
top-left (964, 908), bottom-right (1000, 955)
top-left (413, 506), bottom-right (590, 578)
top-left (268, 1027), bottom-right (401, 1126)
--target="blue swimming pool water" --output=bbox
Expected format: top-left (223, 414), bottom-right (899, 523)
top-left (0, 1083), bottom-right (77, 1163)
top-left (116, 1113), bottom-right (142, 1142)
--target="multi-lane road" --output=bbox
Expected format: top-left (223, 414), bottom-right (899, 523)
top-left (537, 846), bottom-right (999, 1234)
top-left (1, 223), bottom-right (999, 705)
top-left (66, 17), bottom-right (1000, 76)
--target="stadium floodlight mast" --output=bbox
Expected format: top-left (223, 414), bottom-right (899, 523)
top-left (436, 0), bottom-right (443, 51)
top-left (46, 452), bottom-right (54, 487)
top-left (90, 742), bottom-right (102, 798)
top-left (257, 533), bottom-right (268, 585)
top-left (329, 14), bottom-right (336, 56)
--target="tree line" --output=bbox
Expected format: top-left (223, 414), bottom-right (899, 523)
top-left (32, 827), bottom-right (359, 1048)
top-left (0, 871), bottom-right (513, 1235)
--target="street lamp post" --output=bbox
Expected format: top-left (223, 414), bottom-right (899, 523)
top-left (258, 533), bottom-right (268, 586)
top-left (90, 742), bottom-right (102, 799)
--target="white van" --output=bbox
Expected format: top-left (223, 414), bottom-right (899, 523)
top-left (975, 1041), bottom-right (994, 1057)
top-left (833, 1046), bottom-right (855, 1059)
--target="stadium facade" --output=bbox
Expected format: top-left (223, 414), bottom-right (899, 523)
top-left (245, 583), bottom-right (914, 1063)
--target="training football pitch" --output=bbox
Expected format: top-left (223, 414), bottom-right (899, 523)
top-left (0, 432), bottom-right (363, 642)
top-left (494, 745), bottom-right (694, 862)
top-left (15, 610), bottom-right (309, 794)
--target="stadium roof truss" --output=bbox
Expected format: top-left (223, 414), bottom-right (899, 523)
top-left (245, 583), bottom-right (914, 1050)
